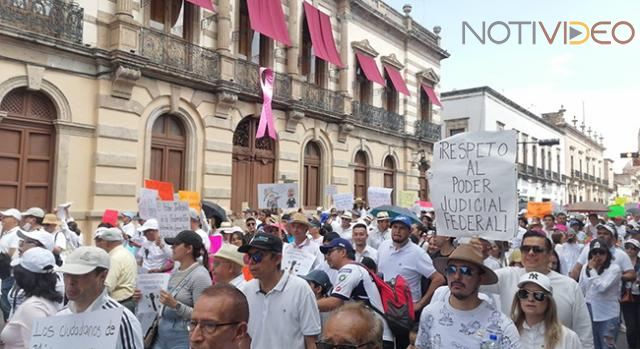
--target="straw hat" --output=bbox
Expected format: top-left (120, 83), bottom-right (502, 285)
top-left (433, 244), bottom-right (498, 285)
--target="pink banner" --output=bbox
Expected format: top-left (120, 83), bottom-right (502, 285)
top-left (256, 67), bottom-right (277, 139)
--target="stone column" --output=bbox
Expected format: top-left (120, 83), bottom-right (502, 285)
top-left (216, 0), bottom-right (232, 52)
top-left (337, 0), bottom-right (350, 94)
top-left (115, 0), bottom-right (133, 18)
top-left (108, 0), bottom-right (139, 51)
top-left (286, 0), bottom-right (300, 76)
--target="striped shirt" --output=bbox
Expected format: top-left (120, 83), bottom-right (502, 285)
top-left (57, 289), bottom-right (143, 349)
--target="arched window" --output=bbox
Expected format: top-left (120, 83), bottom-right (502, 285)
top-left (303, 142), bottom-right (322, 208)
top-left (231, 117), bottom-right (276, 212)
top-left (151, 114), bottom-right (186, 190)
top-left (0, 87), bottom-right (56, 210)
top-left (383, 156), bottom-right (396, 204)
top-left (354, 151), bottom-right (369, 202)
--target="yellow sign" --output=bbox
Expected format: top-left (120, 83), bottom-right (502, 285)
top-left (614, 196), bottom-right (629, 206)
top-left (178, 191), bottom-right (201, 211)
top-left (399, 191), bottom-right (417, 208)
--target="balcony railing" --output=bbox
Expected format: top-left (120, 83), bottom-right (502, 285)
top-left (300, 82), bottom-right (344, 114)
top-left (415, 120), bottom-right (441, 143)
top-left (574, 170), bottom-right (582, 178)
top-left (350, 101), bottom-right (405, 134)
top-left (604, 179), bottom-right (609, 186)
top-left (527, 165), bottom-right (534, 175)
top-left (517, 163), bottom-right (526, 173)
top-left (0, 0), bottom-right (84, 43)
top-left (537, 168), bottom-right (544, 177)
top-left (139, 28), bottom-right (219, 81)
top-left (552, 172), bottom-right (560, 181)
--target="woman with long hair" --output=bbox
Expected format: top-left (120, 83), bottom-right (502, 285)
top-left (579, 238), bottom-right (622, 349)
top-left (510, 271), bottom-right (581, 349)
top-left (0, 247), bottom-right (62, 348)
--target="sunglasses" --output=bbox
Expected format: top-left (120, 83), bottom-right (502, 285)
top-left (247, 222), bottom-right (256, 226)
top-left (316, 341), bottom-right (372, 349)
top-left (517, 289), bottom-right (547, 302)
top-left (445, 265), bottom-right (475, 277)
top-left (247, 251), bottom-right (268, 264)
top-left (520, 245), bottom-right (546, 254)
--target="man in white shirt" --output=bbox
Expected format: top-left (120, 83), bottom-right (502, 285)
top-left (378, 216), bottom-right (445, 312)
top-left (213, 243), bottom-right (246, 289)
top-left (352, 221), bottom-right (377, 263)
top-left (42, 214), bottom-right (67, 256)
top-left (415, 244), bottom-right (521, 349)
top-left (334, 211), bottom-right (353, 241)
top-left (283, 212), bottom-right (323, 275)
top-left (239, 233), bottom-right (321, 349)
top-left (368, 211), bottom-right (391, 249)
top-left (584, 213), bottom-right (600, 239)
top-left (542, 214), bottom-right (555, 237)
top-left (135, 219), bottom-right (173, 273)
top-left (20, 207), bottom-right (45, 232)
top-left (0, 209), bottom-right (22, 320)
top-left (189, 208), bottom-right (211, 252)
top-left (555, 225), bottom-right (584, 276)
top-left (119, 211), bottom-right (137, 241)
top-left (481, 230), bottom-right (594, 349)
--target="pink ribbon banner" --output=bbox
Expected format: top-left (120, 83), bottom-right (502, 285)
top-left (256, 67), bottom-right (277, 139)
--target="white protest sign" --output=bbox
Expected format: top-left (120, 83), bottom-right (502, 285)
top-left (430, 130), bottom-right (518, 241)
top-left (136, 273), bottom-right (171, 335)
top-left (281, 245), bottom-right (315, 276)
top-left (324, 185), bottom-right (338, 197)
top-left (30, 307), bottom-right (123, 349)
top-left (257, 183), bottom-right (299, 210)
top-left (138, 188), bottom-right (159, 220)
top-left (156, 200), bottom-right (190, 238)
top-left (367, 187), bottom-right (393, 209)
top-left (333, 193), bottom-right (354, 211)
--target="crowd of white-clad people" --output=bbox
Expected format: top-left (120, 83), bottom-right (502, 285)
top-left (0, 199), bottom-right (639, 349)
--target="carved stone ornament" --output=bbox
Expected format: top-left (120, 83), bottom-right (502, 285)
top-left (351, 39), bottom-right (379, 57)
top-left (285, 109), bottom-right (304, 133)
top-left (214, 91), bottom-right (238, 120)
top-left (338, 122), bottom-right (354, 143)
top-left (111, 65), bottom-right (141, 99)
top-left (381, 53), bottom-right (404, 70)
top-left (417, 68), bottom-right (440, 85)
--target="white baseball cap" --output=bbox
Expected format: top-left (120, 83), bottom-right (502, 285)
top-left (21, 207), bottom-right (45, 219)
top-left (94, 227), bottom-right (123, 242)
top-left (137, 218), bottom-right (159, 232)
top-left (11, 247), bottom-right (56, 274)
top-left (18, 230), bottom-right (55, 251)
top-left (624, 239), bottom-right (640, 250)
top-left (56, 246), bottom-right (111, 275)
top-left (0, 208), bottom-right (22, 221)
top-left (214, 243), bottom-right (245, 267)
top-left (517, 271), bottom-right (552, 293)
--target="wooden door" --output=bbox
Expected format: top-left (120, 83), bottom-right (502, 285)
top-left (0, 88), bottom-right (56, 210)
top-left (419, 169), bottom-right (429, 201)
top-left (150, 114), bottom-right (186, 190)
top-left (354, 151), bottom-right (368, 202)
top-left (303, 142), bottom-right (321, 208)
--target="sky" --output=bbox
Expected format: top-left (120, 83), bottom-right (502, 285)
top-left (386, 0), bottom-right (640, 172)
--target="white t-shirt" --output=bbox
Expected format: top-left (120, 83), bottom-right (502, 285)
top-left (484, 256), bottom-right (502, 270)
top-left (576, 246), bottom-right (634, 273)
top-left (415, 300), bottom-right (522, 349)
top-left (241, 271), bottom-right (321, 349)
top-left (53, 230), bottom-right (67, 251)
top-left (519, 322), bottom-right (582, 349)
top-left (579, 263), bottom-right (622, 321)
top-left (368, 227), bottom-right (390, 249)
top-left (355, 245), bottom-right (378, 263)
top-left (0, 227), bottom-right (20, 256)
top-left (556, 242), bottom-right (584, 275)
top-left (378, 239), bottom-right (436, 303)
top-left (330, 263), bottom-right (393, 341)
top-left (136, 240), bottom-right (172, 271)
top-left (121, 222), bottom-right (137, 239)
top-left (1, 296), bottom-right (59, 348)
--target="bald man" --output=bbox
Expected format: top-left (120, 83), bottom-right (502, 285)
top-left (318, 302), bottom-right (383, 349)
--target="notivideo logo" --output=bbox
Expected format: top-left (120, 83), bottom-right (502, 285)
top-left (462, 21), bottom-right (635, 45)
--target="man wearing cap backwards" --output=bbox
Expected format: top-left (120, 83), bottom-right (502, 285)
top-left (368, 211), bottom-right (391, 249)
top-left (94, 228), bottom-right (138, 313)
top-left (284, 212), bottom-right (323, 274)
top-left (189, 208), bottom-right (211, 252)
top-left (415, 244), bottom-right (521, 349)
top-left (136, 218), bottom-right (173, 273)
top-left (0, 208), bottom-right (22, 320)
top-left (213, 243), bottom-right (246, 288)
top-left (238, 233), bottom-right (321, 349)
top-left (570, 222), bottom-right (636, 282)
top-left (316, 237), bottom-right (395, 348)
top-left (20, 207), bottom-right (45, 232)
top-left (481, 230), bottom-right (594, 349)
top-left (378, 216), bottom-right (445, 312)
top-left (57, 246), bottom-right (143, 349)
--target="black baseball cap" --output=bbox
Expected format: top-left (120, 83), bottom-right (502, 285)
top-left (238, 232), bottom-right (283, 253)
top-left (165, 230), bottom-right (204, 249)
top-left (300, 270), bottom-right (332, 295)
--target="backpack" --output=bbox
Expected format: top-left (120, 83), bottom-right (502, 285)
top-left (355, 263), bottom-right (415, 336)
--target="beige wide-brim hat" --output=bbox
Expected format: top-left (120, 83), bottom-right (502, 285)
top-left (433, 244), bottom-right (498, 285)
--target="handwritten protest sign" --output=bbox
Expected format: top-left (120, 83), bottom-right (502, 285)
top-left (144, 179), bottom-right (174, 201)
top-left (526, 202), bottom-right (553, 218)
top-left (367, 187), bottom-right (393, 209)
top-left (101, 209), bottom-right (118, 226)
top-left (138, 188), bottom-right (159, 220)
top-left (333, 193), bottom-right (354, 211)
top-left (178, 191), bottom-right (201, 211)
top-left (136, 273), bottom-right (170, 335)
top-left (282, 245), bottom-right (315, 276)
top-left (156, 201), bottom-right (190, 238)
top-left (30, 307), bottom-right (123, 349)
top-left (257, 183), bottom-right (298, 210)
top-left (431, 130), bottom-right (517, 241)
top-left (399, 191), bottom-right (417, 208)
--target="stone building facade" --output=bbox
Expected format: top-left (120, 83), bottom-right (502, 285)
top-left (0, 0), bottom-right (447, 232)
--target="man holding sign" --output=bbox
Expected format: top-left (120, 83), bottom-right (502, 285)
top-left (56, 246), bottom-right (143, 349)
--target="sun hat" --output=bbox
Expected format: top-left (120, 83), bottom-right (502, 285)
top-left (42, 214), bottom-right (60, 225)
top-left (433, 244), bottom-right (498, 285)
top-left (214, 243), bottom-right (245, 267)
top-left (289, 212), bottom-right (310, 227)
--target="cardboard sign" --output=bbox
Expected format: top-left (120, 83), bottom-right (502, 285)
top-left (101, 209), bottom-right (118, 226)
top-left (399, 191), bottom-right (418, 208)
top-left (136, 273), bottom-right (170, 335)
top-left (178, 191), bottom-right (201, 211)
top-left (138, 188), bottom-right (159, 220)
top-left (526, 202), bottom-right (553, 218)
top-left (156, 201), bottom-right (190, 238)
top-left (333, 193), bottom-right (354, 211)
top-left (30, 307), bottom-right (124, 349)
top-left (144, 179), bottom-right (175, 201)
top-left (367, 187), bottom-right (393, 209)
top-left (431, 130), bottom-right (518, 241)
top-left (281, 245), bottom-right (315, 276)
top-left (257, 183), bottom-right (299, 210)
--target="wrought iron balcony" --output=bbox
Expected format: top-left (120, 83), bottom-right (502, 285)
top-left (350, 101), bottom-right (405, 134)
top-left (526, 165), bottom-right (534, 175)
top-left (139, 28), bottom-right (219, 81)
top-left (603, 179), bottom-right (609, 186)
top-left (234, 59), bottom-right (290, 101)
top-left (300, 82), bottom-right (344, 114)
top-left (552, 172), bottom-right (560, 181)
top-left (414, 120), bottom-right (441, 143)
top-left (574, 170), bottom-right (582, 178)
top-left (0, 0), bottom-right (84, 43)
top-left (545, 170), bottom-right (552, 178)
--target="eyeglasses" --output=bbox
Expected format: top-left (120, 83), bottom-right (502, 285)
top-left (316, 341), bottom-right (373, 349)
top-left (517, 289), bottom-right (547, 302)
top-left (187, 320), bottom-right (240, 335)
top-left (520, 245), bottom-right (546, 254)
top-left (445, 265), bottom-right (475, 277)
top-left (247, 251), bottom-right (267, 264)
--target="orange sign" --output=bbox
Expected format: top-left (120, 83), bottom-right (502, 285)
top-left (144, 180), bottom-right (174, 201)
top-left (526, 202), bottom-right (553, 218)
top-left (178, 191), bottom-right (201, 211)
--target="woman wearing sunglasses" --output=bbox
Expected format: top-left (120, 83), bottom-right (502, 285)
top-left (579, 239), bottom-right (622, 349)
top-left (511, 272), bottom-right (581, 349)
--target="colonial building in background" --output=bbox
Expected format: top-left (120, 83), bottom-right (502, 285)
top-left (0, 0), bottom-right (447, 230)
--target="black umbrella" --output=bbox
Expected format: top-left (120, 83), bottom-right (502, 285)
top-left (201, 201), bottom-right (228, 222)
